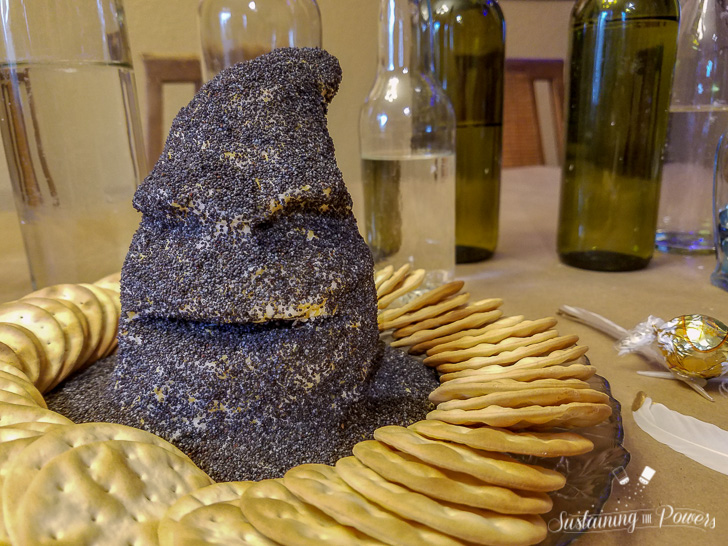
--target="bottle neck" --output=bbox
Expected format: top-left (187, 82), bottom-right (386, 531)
top-left (377, 0), bottom-right (433, 74)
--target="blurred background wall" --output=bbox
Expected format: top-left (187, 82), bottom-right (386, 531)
top-left (0, 0), bottom-right (573, 222)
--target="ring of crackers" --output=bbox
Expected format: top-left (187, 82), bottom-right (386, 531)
top-left (0, 269), bottom-right (627, 545)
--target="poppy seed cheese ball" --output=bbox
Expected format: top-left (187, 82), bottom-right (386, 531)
top-left (47, 47), bottom-right (440, 481)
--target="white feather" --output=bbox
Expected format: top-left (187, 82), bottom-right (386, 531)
top-left (633, 396), bottom-right (728, 476)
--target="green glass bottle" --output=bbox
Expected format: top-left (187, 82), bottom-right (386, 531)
top-left (557, 0), bottom-right (679, 271)
top-left (431, 0), bottom-right (505, 263)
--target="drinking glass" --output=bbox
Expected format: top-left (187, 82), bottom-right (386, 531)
top-left (0, 0), bottom-right (146, 288)
top-left (198, 0), bottom-right (322, 81)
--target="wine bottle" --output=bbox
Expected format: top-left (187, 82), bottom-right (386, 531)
top-left (431, 0), bottom-right (505, 263)
top-left (557, 0), bottom-right (680, 271)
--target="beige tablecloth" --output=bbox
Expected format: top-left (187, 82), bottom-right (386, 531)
top-left (1, 166), bottom-right (727, 544)
top-left (457, 166), bottom-right (728, 545)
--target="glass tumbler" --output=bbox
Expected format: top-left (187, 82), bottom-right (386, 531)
top-left (712, 132), bottom-right (728, 291)
top-left (0, 0), bottom-right (146, 289)
top-left (198, 0), bottom-right (322, 81)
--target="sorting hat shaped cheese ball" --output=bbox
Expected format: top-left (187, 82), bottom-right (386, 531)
top-left (121, 47), bottom-right (371, 324)
top-left (48, 48), bottom-right (438, 482)
top-left (112, 48), bottom-right (392, 481)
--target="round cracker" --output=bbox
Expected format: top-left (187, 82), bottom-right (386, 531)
top-left (241, 479), bottom-right (382, 545)
top-left (373, 265), bottom-right (394, 289)
top-left (351, 440), bottom-right (550, 514)
top-left (335, 456), bottom-right (547, 546)
top-left (0, 402), bottom-right (71, 429)
top-left (373, 426), bottom-right (565, 492)
top-left (427, 402), bottom-right (613, 430)
top-left (0, 389), bottom-right (38, 408)
top-left (97, 287), bottom-right (121, 358)
top-left (10, 439), bottom-right (213, 546)
top-left (93, 271), bottom-right (121, 286)
top-left (441, 363), bottom-right (597, 385)
top-left (0, 342), bottom-right (25, 374)
top-left (411, 315), bottom-right (526, 355)
top-left (425, 330), bottom-right (561, 367)
top-left (159, 481), bottom-right (275, 546)
top-left (79, 283), bottom-right (119, 365)
top-left (163, 481), bottom-right (253, 521)
top-left (2, 420), bottom-right (200, 537)
top-left (426, 317), bottom-right (558, 356)
top-left (0, 370), bottom-right (46, 408)
top-left (378, 280), bottom-right (465, 324)
top-left (409, 420), bottom-right (594, 457)
top-left (51, 298), bottom-right (92, 365)
top-left (0, 302), bottom-right (66, 393)
top-left (435, 335), bottom-right (580, 376)
top-left (26, 284), bottom-right (104, 371)
top-left (101, 286), bottom-right (121, 358)
top-left (0, 426), bottom-right (45, 442)
top-left (376, 263), bottom-right (411, 301)
top-left (0, 323), bottom-right (44, 384)
top-left (392, 309), bottom-right (503, 351)
top-left (379, 292), bottom-right (472, 332)
top-left (164, 503), bottom-right (277, 546)
top-left (391, 298), bottom-right (503, 340)
top-left (436, 386), bottom-right (610, 411)
top-left (283, 464), bottom-right (461, 546)
top-left (377, 269), bottom-right (426, 311)
top-left (21, 297), bottom-right (86, 387)
top-left (0, 436), bottom-right (39, 544)
top-left (0, 421), bottom-right (68, 434)
top-left (429, 377), bottom-right (592, 404)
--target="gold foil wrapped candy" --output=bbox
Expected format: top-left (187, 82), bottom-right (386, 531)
top-left (557, 306), bottom-right (727, 400)
top-left (655, 315), bottom-right (728, 380)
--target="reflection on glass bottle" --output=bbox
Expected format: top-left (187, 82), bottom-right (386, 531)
top-left (712, 131), bottom-right (728, 291)
top-left (557, 0), bottom-right (679, 271)
top-left (198, 0), bottom-right (322, 80)
top-left (360, 0), bottom-right (457, 287)
top-left (431, 0), bottom-right (505, 263)
top-left (656, 0), bottom-right (728, 254)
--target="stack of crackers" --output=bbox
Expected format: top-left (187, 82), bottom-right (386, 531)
top-left (0, 266), bottom-right (615, 545)
top-left (0, 274), bottom-right (121, 394)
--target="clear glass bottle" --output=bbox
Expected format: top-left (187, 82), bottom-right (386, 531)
top-left (656, 0), bottom-right (728, 254)
top-left (198, 0), bottom-right (322, 80)
top-left (0, 0), bottom-right (146, 288)
top-left (360, 0), bottom-right (457, 287)
top-left (430, 0), bottom-right (505, 264)
top-left (557, 0), bottom-right (680, 271)
top-left (712, 131), bottom-right (728, 291)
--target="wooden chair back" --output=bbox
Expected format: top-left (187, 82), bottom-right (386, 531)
top-left (142, 55), bottom-right (203, 165)
top-left (502, 58), bottom-right (565, 167)
top-left (140, 55), bottom-right (565, 169)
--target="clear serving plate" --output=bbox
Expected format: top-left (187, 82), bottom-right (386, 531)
top-left (514, 364), bottom-right (630, 545)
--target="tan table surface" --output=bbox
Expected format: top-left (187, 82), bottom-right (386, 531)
top-left (1, 166), bottom-right (727, 544)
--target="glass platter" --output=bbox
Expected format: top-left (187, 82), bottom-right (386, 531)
top-left (515, 364), bottom-right (630, 545)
